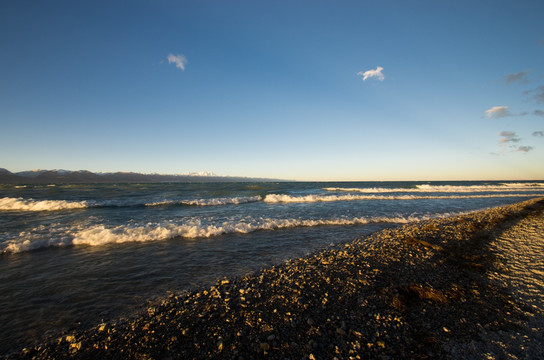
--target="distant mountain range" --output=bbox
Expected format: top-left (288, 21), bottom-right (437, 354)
top-left (0, 168), bottom-right (281, 184)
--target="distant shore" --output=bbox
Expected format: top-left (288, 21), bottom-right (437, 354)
top-left (5, 197), bottom-right (544, 359)
top-left (0, 168), bottom-right (284, 184)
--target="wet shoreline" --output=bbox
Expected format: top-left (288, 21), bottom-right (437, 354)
top-left (5, 197), bottom-right (544, 359)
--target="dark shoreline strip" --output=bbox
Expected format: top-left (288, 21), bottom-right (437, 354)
top-left (6, 197), bottom-right (544, 360)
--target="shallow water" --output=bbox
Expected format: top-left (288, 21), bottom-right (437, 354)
top-left (1, 181), bottom-right (543, 353)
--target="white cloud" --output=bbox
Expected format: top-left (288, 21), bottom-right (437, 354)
top-left (357, 66), bottom-right (385, 81)
top-left (167, 53), bottom-right (188, 71)
top-left (485, 106), bottom-right (511, 119)
top-left (533, 131), bottom-right (544, 137)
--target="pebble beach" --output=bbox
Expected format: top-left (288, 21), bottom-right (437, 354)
top-left (5, 197), bottom-right (544, 360)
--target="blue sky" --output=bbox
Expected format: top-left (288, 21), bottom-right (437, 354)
top-left (1, 0), bottom-right (543, 181)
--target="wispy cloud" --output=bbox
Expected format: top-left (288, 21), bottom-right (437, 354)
top-left (521, 109), bottom-right (544, 117)
top-left (357, 66), bottom-right (385, 81)
top-left (498, 131), bottom-right (520, 145)
top-left (484, 106), bottom-right (543, 119)
top-left (485, 106), bottom-right (511, 119)
top-left (504, 70), bottom-right (530, 85)
top-left (533, 131), bottom-right (544, 137)
top-left (516, 146), bottom-right (533, 153)
top-left (523, 86), bottom-right (544, 103)
top-left (167, 53), bottom-right (188, 71)
top-left (494, 132), bottom-right (534, 154)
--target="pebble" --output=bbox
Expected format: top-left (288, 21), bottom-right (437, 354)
top-left (65, 335), bottom-right (75, 343)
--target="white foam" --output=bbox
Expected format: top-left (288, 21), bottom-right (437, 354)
top-left (0, 197), bottom-right (89, 211)
top-left (146, 196), bottom-right (262, 207)
top-left (1, 213), bottom-right (447, 254)
top-left (0, 195), bottom-right (264, 212)
top-left (0, 224), bottom-right (74, 253)
top-left (325, 183), bottom-right (544, 194)
top-left (500, 182), bottom-right (544, 187)
top-left (265, 193), bottom-right (539, 203)
top-left (417, 183), bottom-right (544, 192)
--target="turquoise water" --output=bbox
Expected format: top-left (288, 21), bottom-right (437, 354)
top-left (1, 181), bottom-right (543, 353)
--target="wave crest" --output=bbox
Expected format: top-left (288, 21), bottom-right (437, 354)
top-left (0, 197), bottom-right (88, 211)
top-left (325, 183), bottom-right (544, 194)
top-left (1, 214), bottom-right (440, 254)
top-left (264, 193), bottom-right (539, 203)
top-left (146, 196), bottom-right (262, 207)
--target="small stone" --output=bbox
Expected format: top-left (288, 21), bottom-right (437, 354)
top-left (217, 341), bottom-right (224, 351)
top-left (267, 334), bottom-right (276, 341)
top-left (70, 342), bottom-right (81, 351)
top-left (336, 328), bottom-right (346, 335)
top-left (260, 342), bottom-right (270, 351)
top-left (98, 323), bottom-right (107, 332)
top-left (309, 354), bottom-right (316, 360)
top-left (65, 335), bottom-right (75, 343)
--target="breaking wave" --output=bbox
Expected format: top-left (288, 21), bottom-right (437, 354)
top-left (3, 188), bottom-right (541, 212)
top-left (146, 196), bottom-right (262, 207)
top-left (264, 193), bottom-right (539, 204)
top-left (325, 183), bottom-right (544, 194)
top-left (1, 213), bottom-right (454, 254)
top-left (0, 197), bottom-right (89, 211)
top-left (0, 195), bottom-right (263, 212)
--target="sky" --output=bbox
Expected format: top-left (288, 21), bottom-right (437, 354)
top-left (1, 0), bottom-right (543, 181)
